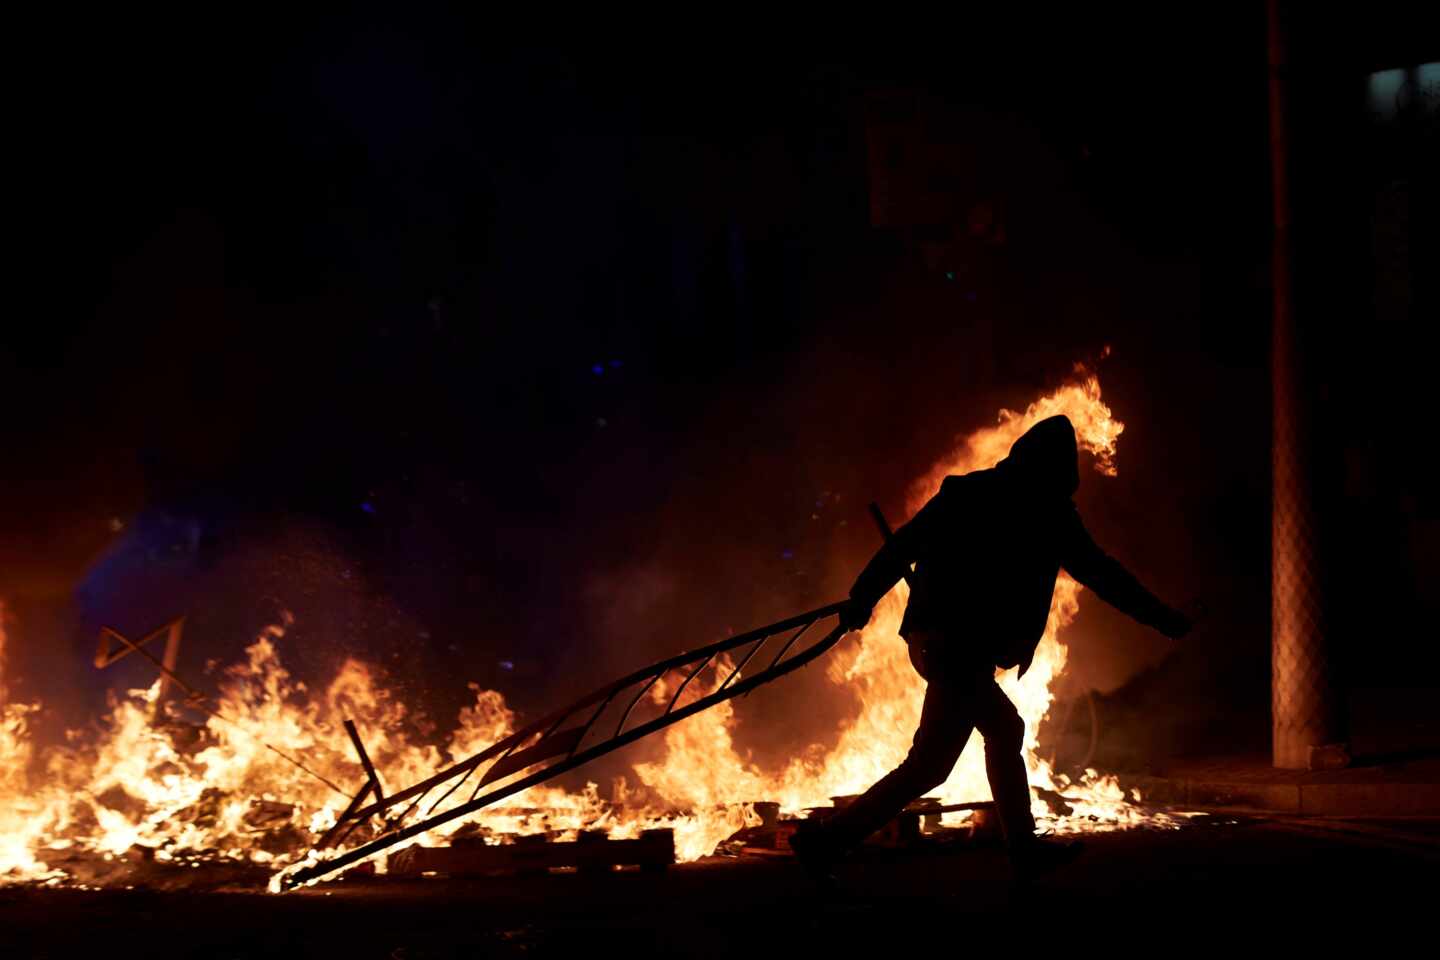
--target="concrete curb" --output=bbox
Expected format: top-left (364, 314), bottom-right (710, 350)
top-left (1123, 775), bottom-right (1440, 817)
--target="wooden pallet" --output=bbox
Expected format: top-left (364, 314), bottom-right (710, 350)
top-left (729, 798), bottom-right (1001, 856)
top-left (387, 828), bottom-right (675, 878)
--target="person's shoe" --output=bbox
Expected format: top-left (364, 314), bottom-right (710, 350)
top-left (789, 820), bottom-right (843, 890)
top-left (1009, 834), bottom-right (1084, 885)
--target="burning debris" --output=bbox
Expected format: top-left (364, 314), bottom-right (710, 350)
top-left (278, 601), bottom-right (849, 888)
top-left (0, 369), bottom-right (1185, 893)
top-left (387, 828), bottom-right (677, 879)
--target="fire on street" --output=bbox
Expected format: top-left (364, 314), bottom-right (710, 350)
top-left (4, 812), bottom-right (1437, 957)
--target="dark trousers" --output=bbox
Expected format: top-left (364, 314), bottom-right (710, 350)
top-left (819, 634), bottom-right (1036, 850)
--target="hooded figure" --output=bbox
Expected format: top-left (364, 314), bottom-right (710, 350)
top-left (848, 414), bottom-right (1184, 678)
top-left (792, 414), bottom-right (1190, 883)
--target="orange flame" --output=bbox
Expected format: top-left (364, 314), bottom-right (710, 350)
top-left (0, 366), bottom-right (1175, 889)
top-left (629, 364), bottom-right (1156, 830)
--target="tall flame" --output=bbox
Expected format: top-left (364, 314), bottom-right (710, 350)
top-left (0, 366), bottom-right (1169, 889)
top-left (1, 601), bottom-right (64, 881)
top-left (631, 365), bottom-right (1149, 828)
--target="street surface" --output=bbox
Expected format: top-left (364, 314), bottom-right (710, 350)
top-left (5, 812), bottom-right (1436, 958)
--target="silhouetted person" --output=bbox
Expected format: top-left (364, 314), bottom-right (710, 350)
top-left (792, 415), bottom-right (1192, 883)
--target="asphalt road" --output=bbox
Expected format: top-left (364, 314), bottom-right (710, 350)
top-left (6, 813), bottom-right (1437, 958)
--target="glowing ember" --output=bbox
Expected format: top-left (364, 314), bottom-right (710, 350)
top-left (0, 367), bottom-right (1178, 890)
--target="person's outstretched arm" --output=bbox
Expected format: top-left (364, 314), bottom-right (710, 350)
top-left (844, 478), bottom-right (956, 629)
top-left (1058, 505), bottom-right (1191, 639)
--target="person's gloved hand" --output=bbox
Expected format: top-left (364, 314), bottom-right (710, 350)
top-left (839, 598), bottom-right (874, 633)
top-left (1156, 605), bottom-right (1195, 640)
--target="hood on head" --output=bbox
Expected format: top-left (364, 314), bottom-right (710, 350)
top-left (998, 415), bottom-right (1080, 497)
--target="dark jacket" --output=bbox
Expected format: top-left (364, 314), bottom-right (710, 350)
top-left (849, 415), bottom-right (1176, 677)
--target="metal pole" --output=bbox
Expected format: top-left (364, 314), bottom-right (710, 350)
top-left (1267, 0), bottom-right (1344, 769)
top-left (342, 719), bottom-right (386, 802)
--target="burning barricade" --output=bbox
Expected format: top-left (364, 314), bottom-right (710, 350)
top-left (0, 369), bottom-right (1184, 892)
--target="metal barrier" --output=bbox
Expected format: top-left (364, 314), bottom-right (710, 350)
top-left (281, 601), bottom-right (851, 888)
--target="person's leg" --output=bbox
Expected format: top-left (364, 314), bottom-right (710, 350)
top-left (972, 680), bottom-right (1036, 846)
top-left (971, 680), bottom-right (1085, 881)
top-left (812, 675), bottom-right (978, 851)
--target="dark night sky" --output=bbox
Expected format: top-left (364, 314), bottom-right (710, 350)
top-left (4, 8), bottom-right (1436, 762)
